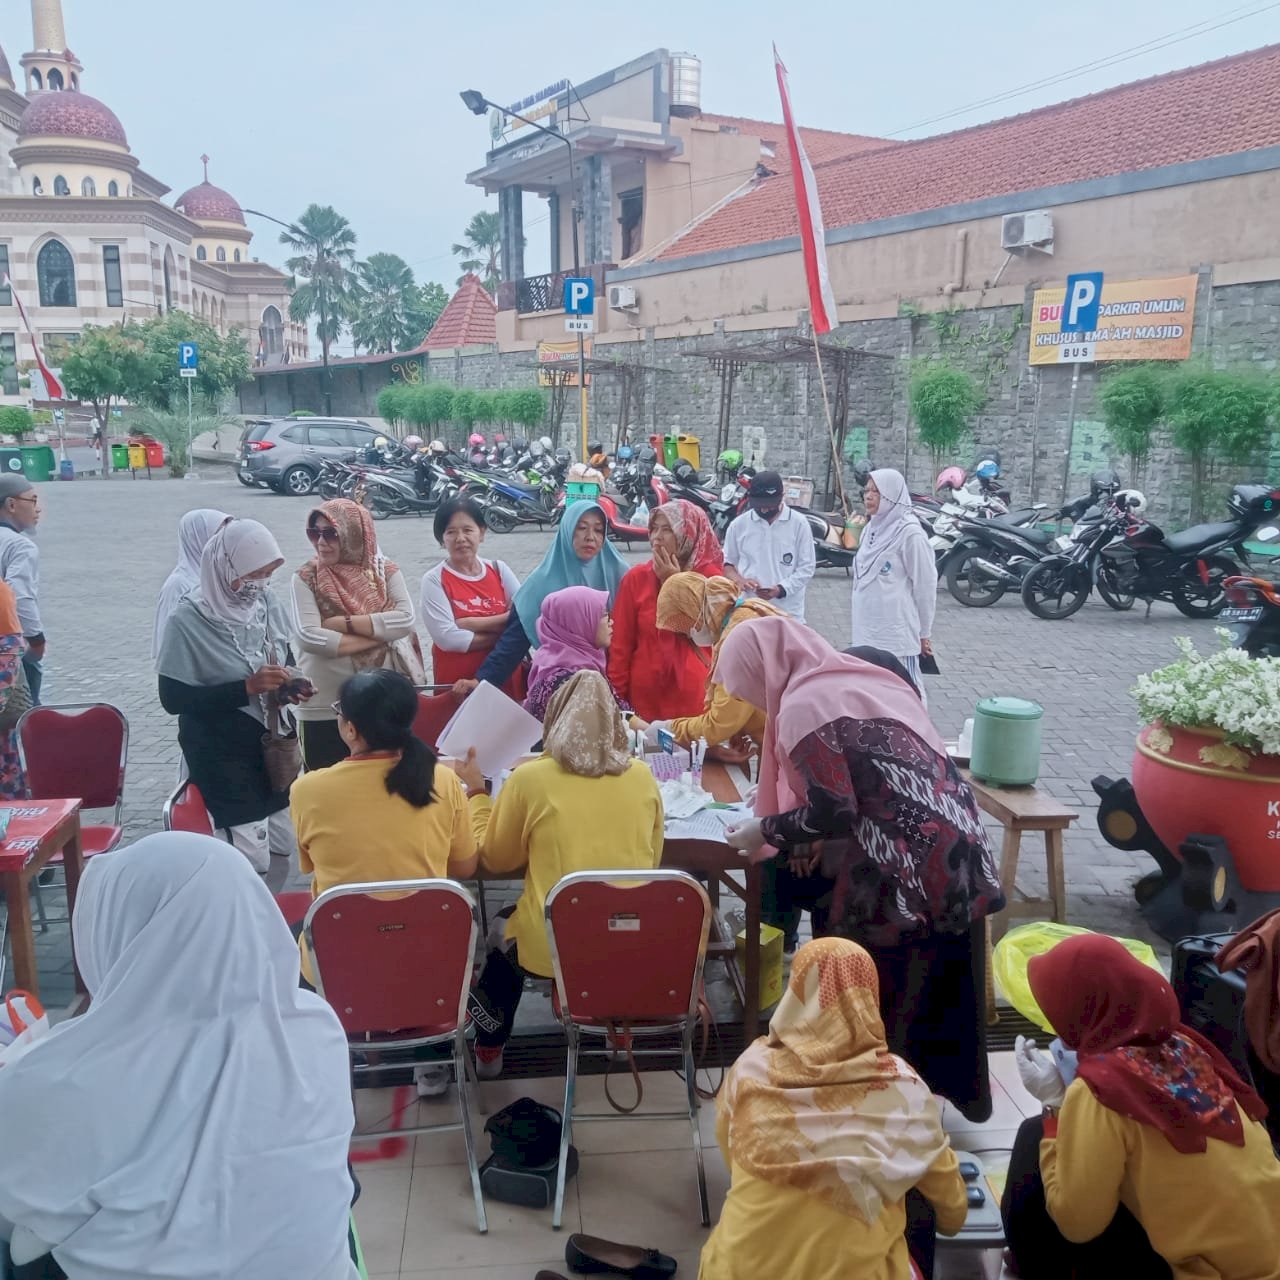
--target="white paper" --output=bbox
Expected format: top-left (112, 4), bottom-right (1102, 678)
top-left (664, 804), bottom-right (753, 843)
top-left (436, 682), bottom-right (543, 779)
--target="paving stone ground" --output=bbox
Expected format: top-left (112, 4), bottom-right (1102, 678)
top-left (16, 470), bottom-right (1212, 1000)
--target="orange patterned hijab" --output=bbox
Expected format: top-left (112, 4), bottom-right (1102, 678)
top-left (298, 499), bottom-right (398, 618)
top-left (718, 938), bottom-right (951, 1223)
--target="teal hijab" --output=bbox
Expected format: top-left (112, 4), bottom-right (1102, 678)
top-left (514, 501), bottom-right (629, 644)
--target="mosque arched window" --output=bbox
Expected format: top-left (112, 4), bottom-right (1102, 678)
top-left (31, 176), bottom-right (43, 196)
top-left (47, 68), bottom-right (64, 91)
top-left (81, 176), bottom-right (96, 197)
top-left (53, 175), bottom-right (70, 196)
top-left (216, 247), bottom-right (226, 262)
top-left (233, 249), bottom-right (241, 263)
top-left (196, 245), bottom-right (207, 261)
top-left (37, 240), bottom-right (76, 307)
top-left (29, 70), bottom-right (41, 90)
top-left (108, 180), bottom-right (119, 197)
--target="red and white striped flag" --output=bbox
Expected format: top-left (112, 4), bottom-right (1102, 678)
top-left (4, 274), bottom-right (66, 399)
top-left (773, 46), bottom-right (838, 334)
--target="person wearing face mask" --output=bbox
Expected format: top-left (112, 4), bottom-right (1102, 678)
top-left (0, 475), bottom-right (46, 703)
top-left (723, 471), bottom-right (816, 623)
top-left (157, 519), bottom-right (312, 873)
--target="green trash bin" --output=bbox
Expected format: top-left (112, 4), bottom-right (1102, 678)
top-left (19, 445), bottom-right (55, 483)
top-left (110, 443), bottom-right (129, 471)
top-left (662, 434), bottom-right (680, 469)
top-left (970, 696), bottom-right (1044, 787)
top-left (0, 449), bottom-right (23, 478)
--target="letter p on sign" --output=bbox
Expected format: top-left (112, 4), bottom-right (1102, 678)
top-left (1061, 272), bottom-right (1103, 334)
top-left (563, 277), bottom-right (594, 315)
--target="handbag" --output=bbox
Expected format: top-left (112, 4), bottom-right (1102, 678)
top-left (386, 633), bottom-right (427, 685)
top-left (261, 701), bottom-right (301, 793)
top-left (0, 663), bottom-right (31, 733)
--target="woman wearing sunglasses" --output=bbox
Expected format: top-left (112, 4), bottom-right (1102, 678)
top-left (288, 500), bottom-right (419, 771)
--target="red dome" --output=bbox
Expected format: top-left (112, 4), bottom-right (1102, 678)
top-left (18, 91), bottom-right (127, 146)
top-left (174, 181), bottom-right (245, 226)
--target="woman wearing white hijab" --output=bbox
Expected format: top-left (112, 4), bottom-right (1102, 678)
top-left (151, 508), bottom-right (231, 659)
top-left (156, 518), bottom-right (306, 872)
top-left (0, 833), bottom-right (359, 1280)
top-left (850, 469), bottom-right (936, 698)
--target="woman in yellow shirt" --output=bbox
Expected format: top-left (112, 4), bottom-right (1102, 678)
top-left (1003, 933), bottom-right (1280, 1280)
top-left (699, 937), bottom-right (967, 1280)
top-left (290, 668), bottom-right (484, 1094)
top-left (457, 670), bottom-right (664, 1079)
top-left (648, 573), bottom-right (782, 749)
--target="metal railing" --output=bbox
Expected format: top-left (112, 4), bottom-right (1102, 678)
top-left (497, 263), bottom-right (614, 315)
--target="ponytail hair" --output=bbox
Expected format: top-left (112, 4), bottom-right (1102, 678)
top-left (335, 668), bottom-right (438, 808)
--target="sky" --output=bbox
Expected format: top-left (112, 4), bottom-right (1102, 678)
top-left (15, 1), bottom-right (1280, 349)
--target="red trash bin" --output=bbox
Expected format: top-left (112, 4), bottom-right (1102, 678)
top-left (144, 441), bottom-right (165, 469)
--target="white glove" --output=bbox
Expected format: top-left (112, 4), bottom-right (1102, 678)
top-left (642, 721), bottom-right (671, 751)
top-left (1015, 1035), bottom-right (1067, 1108)
top-left (741, 784), bottom-right (758, 806)
top-left (725, 817), bottom-right (766, 857)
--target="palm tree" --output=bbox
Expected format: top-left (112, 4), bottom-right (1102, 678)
top-left (350, 252), bottom-right (419, 354)
top-left (280, 204), bottom-right (357, 366)
top-left (451, 211), bottom-right (503, 290)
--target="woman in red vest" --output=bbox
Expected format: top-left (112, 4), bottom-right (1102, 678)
top-left (420, 498), bottom-right (523, 697)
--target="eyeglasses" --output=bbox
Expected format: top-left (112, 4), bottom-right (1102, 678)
top-left (307, 525), bottom-right (340, 544)
top-left (11, 496), bottom-right (39, 507)
top-left (330, 700), bottom-right (345, 717)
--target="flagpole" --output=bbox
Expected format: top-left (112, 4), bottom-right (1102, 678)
top-left (809, 330), bottom-right (848, 514)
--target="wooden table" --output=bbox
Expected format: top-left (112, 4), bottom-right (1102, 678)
top-left (0, 800), bottom-right (85, 1001)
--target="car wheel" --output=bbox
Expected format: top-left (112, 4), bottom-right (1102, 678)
top-left (283, 465), bottom-right (316, 497)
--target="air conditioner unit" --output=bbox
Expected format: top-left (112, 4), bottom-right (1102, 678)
top-left (1001, 210), bottom-right (1054, 254)
top-left (608, 284), bottom-right (638, 311)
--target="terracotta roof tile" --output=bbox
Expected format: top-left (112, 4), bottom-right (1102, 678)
top-left (692, 111), bottom-right (887, 169)
top-left (422, 273), bottom-right (497, 348)
top-left (660, 43), bottom-right (1280, 262)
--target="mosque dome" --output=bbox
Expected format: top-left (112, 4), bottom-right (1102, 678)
top-left (174, 180), bottom-right (246, 226)
top-left (17, 89), bottom-right (127, 146)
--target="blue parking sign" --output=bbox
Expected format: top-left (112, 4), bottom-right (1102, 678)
top-left (1060, 273), bottom-right (1103, 334)
top-left (179, 341), bottom-right (199, 370)
top-left (563, 277), bottom-right (594, 315)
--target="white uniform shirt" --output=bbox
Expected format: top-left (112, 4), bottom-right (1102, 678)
top-left (849, 522), bottom-right (938, 657)
top-left (723, 506), bottom-right (816, 622)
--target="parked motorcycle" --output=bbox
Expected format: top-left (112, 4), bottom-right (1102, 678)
top-left (359, 455), bottom-right (456, 519)
top-left (479, 451), bottom-right (568, 532)
top-left (1020, 484), bottom-right (1279, 621)
top-left (1222, 564), bottom-right (1280, 657)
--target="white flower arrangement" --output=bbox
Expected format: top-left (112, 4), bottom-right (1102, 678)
top-left (1131, 634), bottom-right (1280, 757)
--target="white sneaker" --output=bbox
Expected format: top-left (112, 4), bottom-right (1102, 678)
top-left (474, 1047), bottom-right (504, 1080)
top-left (413, 1062), bottom-right (451, 1098)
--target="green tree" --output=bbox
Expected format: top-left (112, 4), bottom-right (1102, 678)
top-left (125, 312), bottom-right (250, 413)
top-left (131, 407), bottom-right (238, 478)
top-left (351, 253), bottom-right (419, 354)
top-left (450, 387), bottom-right (479, 429)
top-left (1167, 365), bottom-right (1272, 520)
top-left (909, 362), bottom-right (982, 469)
top-left (407, 281), bottom-right (449, 345)
top-left (0, 406), bottom-right (34, 439)
top-left (280, 204), bottom-right (358, 365)
top-left (506, 387), bottom-right (547, 433)
top-left (452, 211), bottom-right (503, 291)
top-left (376, 382), bottom-right (412, 429)
top-left (1098, 364), bottom-right (1167, 485)
top-left (59, 324), bottom-right (151, 430)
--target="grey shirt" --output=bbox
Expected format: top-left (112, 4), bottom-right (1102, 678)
top-left (0, 523), bottom-right (41, 637)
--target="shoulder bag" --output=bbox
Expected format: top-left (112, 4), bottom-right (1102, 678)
top-left (262, 701), bottom-right (302, 793)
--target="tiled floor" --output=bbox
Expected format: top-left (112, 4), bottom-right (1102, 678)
top-left (352, 1053), bottom-right (1039, 1278)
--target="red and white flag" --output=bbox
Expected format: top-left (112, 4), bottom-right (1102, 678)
top-left (3, 274), bottom-right (66, 399)
top-left (773, 46), bottom-right (838, 334)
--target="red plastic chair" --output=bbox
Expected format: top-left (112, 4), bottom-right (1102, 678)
top-left (412, 690), bottom-right (460, 750)
top-left (304, 878), bottom-right (487, 1233)
top-left (162, 781), bottom-right (215, 836)
top-left (544, 869), bottom-right (713, 1229)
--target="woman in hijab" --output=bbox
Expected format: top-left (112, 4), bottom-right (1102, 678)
top-left (523, 585), bottom-right (627, 722)
top-left (151, 508), bottom-right (231, 659)
top-left (701, 938), bottom-right (967, 1280)
top-left (649, 572), bottom-right (784, 750)
top-left (718, 617), bottom-right (1004, 1122)
top-left (1002, 934), bottom-right (1279, 1280)
top-left (0, 833), bottom-right (358, 1280)
top-left (156, 518), bottom-right (308, 873)
top-left (457, 670), bottom-right (663, 1078)
top-left (608, 500), bottom-right (724, 722)
top-left (850, 469), bottom-right (936, 698)
top-left (466, 501), bottom-right (628, 695)
top-left (289, 499), bottom-right (418, 772)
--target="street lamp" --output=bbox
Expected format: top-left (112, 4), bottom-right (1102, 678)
top-left (244, 207), bottom-right (333, 416)
top-left (460, 88), bottom-right (587, 458)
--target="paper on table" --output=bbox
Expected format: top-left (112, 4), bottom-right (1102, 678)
top-left (664, 804), bottom-right (753, 843)
top-left (436, 681), bottom-right (543, 778)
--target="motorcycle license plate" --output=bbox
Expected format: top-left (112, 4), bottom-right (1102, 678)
top-left (1220, 607), bottom-right (1263, 623)
top-left (1052, 535), bottom-right (1072, 551)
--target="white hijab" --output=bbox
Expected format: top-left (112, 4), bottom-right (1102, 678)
top-left (0, 834), bottom-right (358, 1280)
top-left (855, 468), bottom-right (918, 579)
top-left (151, 509), bottom-right (230, 658)
top-left (199, 518), bottom-right (285, 625)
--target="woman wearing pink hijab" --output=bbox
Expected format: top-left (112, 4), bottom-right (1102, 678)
top-left (522, 586), bottom-right (630, 721)
top-left (717, 615), bottom-right (1005, 1122)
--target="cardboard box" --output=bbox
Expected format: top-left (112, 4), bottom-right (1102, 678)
top-left (737, 923), bottom-right (786, 1010)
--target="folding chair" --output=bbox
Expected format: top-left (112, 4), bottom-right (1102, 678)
top-left (18, 702), bottom-right (128, 927)
top-left (545, 869), bottom-right (713, 1230)
top-left (304, 878), bottom-right (487, 1233)
top-left (162, 780), bottom-right (215, 836)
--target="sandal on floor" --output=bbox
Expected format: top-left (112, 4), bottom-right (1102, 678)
top-left (565, 1233), bottom-right (678, 1278)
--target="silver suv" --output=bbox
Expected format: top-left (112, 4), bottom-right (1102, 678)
top-left (237, 417), bottom-right (382, 496)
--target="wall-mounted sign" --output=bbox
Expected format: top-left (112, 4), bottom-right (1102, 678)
top-left (502, 78), bottom-right (567, 134)
top-left (1029, 274), bottom-right (1197, 366)
top-left (537, 339), bottom-right (592, 387)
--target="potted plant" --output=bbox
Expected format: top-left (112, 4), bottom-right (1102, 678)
top-left (1131, 637), bottom-right (1280, 892)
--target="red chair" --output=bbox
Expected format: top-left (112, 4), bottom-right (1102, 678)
top-left (162, 781), bottom-right (214, 836)
top-left (545, 869), bottom-right (713, 1229)
top-left (304, 878), bottom-right (487, 1233)
top-left (412, 690), bottom-right (460, 750)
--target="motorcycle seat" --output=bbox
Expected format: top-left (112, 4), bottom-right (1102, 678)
top-left (498, 480), bottom-right (544, 495)
top-left (1162, 521), bottom-right (1241, 553)
top-left (997, 523), bottom-right (1054, 546)
top-left (997, 507), bottom-right (1042, 526)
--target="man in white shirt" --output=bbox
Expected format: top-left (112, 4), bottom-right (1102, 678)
top-left (723, 471), bottom-right (816, 623)
top-left (0, 476), bottom-right (44, 702)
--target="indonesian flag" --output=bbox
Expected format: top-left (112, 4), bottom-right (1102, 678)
top-left (773, 46), bottom-right (838, 334)
top-left (4, 274), bottom-right (66, 399)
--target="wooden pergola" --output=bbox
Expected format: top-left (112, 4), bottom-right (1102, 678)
top-left (523, 355), bottom-right (672, 450)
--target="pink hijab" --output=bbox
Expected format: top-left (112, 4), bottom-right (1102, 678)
top-left (715, 617), bottom-right (945, 860)
top-left (527, 586), bottom-right (609, 688)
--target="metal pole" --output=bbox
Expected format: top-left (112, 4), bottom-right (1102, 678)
top-left (186, 375), bottom-right (194, 478)
top-left (1059, 363), bottom-right (1080, 507)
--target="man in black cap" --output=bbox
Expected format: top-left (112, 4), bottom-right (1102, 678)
top-left (723, 470), bottom-right (815, 622)
top-left (0, 475), bottom-right (45, 702)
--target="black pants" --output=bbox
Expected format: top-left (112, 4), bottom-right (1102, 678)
top-left (20, 653), bottom-right (41, 707)
top-left (299, 718), bottom-right (349, 772)
top-left (760, 855), bottom-right (833, 947)
top-left (469, 940), bottom-right (532, 1049)
top-left (1001, 1115), bottom-right (1171, 1280)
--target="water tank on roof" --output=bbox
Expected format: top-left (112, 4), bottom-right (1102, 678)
top-left (670, 53), bottom-right (702, 117)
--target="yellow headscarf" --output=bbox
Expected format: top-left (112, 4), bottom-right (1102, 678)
top-left (655, 573), bottom-right (782, 641)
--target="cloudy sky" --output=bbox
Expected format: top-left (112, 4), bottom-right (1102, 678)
top-left (17, 0), bottom-right (1278, 335)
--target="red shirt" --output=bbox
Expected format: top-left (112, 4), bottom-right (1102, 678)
top-left (607, 563), bottom-right (711, 722)
top-left (433, 564), bottom-right (524, 698)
